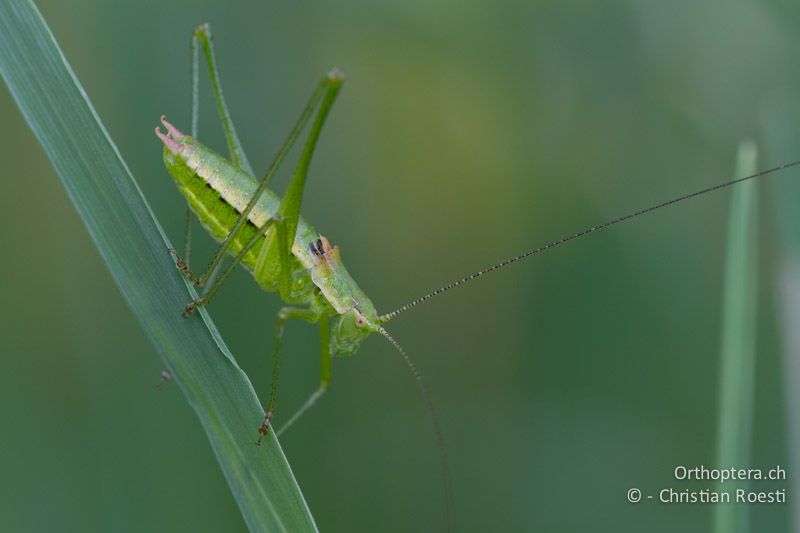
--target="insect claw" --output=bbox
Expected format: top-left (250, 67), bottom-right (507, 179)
top-left (255, 409), bottom-right (273, 445)
top-left (327, 67), bottom-right (345, 82)
top-left (156, 369), bottom-right (173, 390)
top-left (168, 248), bottom-right (202, 284)
top-left (193, 23), bottom-right (210, 38)
top-left (256, 425), bottom-right (270, 446)
top-left (182, 299), bottom-right (201, 318)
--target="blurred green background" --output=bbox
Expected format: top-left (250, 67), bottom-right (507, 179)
top-left (2, 0), bottom-right (799, 531)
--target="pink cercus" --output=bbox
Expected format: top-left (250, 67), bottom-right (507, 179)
top-left (155, 115), bottom-right (186, 154)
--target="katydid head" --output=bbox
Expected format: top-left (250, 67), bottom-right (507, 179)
top-left (330, 306), bottom-right (380, 357)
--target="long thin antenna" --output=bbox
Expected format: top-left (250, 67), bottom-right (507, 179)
top-left (378, 327), bottom-right (455, 532)
top-left (380, 159), bottom-right (800, 322)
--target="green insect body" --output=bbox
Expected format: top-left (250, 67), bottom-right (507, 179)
top-left (157, 118), bottom-right (380, 358)
top-left (151, 25), bottom-right (413, 458)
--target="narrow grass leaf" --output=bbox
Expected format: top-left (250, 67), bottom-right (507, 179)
top-left (0, 1), bottom-right (316, 531)
top-left (713, 140), bottom-right (759, 533)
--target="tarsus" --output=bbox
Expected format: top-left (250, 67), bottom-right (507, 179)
top-left (379, 159), bottom-right (800, 322)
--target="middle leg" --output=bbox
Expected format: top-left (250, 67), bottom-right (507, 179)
top-left (277, 314), bottom-right (332, 437)
top-left (256, 306), bottom-right (321, 445)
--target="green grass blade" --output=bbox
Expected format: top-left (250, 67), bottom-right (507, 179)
top-left (713, 141), bottom-right (759, 533)
top-left (0, 1), bottom-right (316, 531)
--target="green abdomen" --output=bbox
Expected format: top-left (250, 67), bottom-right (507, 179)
top-left (164, 141), bottom-right (311, 289)
top-left (162, 137), bottom-right (378, 319)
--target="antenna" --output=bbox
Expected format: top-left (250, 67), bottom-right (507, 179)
top-left (378, 327), bottom-right (455, 532)
top-left (379, 159), bottom-right (800, 322)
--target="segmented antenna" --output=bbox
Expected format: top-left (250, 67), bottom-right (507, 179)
top-left (378, 327), bottom-right (455, 532)
top-left (379, 159), bottom-right (800, 322)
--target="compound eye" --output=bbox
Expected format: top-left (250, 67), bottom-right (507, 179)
top-left (355, 314), bottom-right (367, 327)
